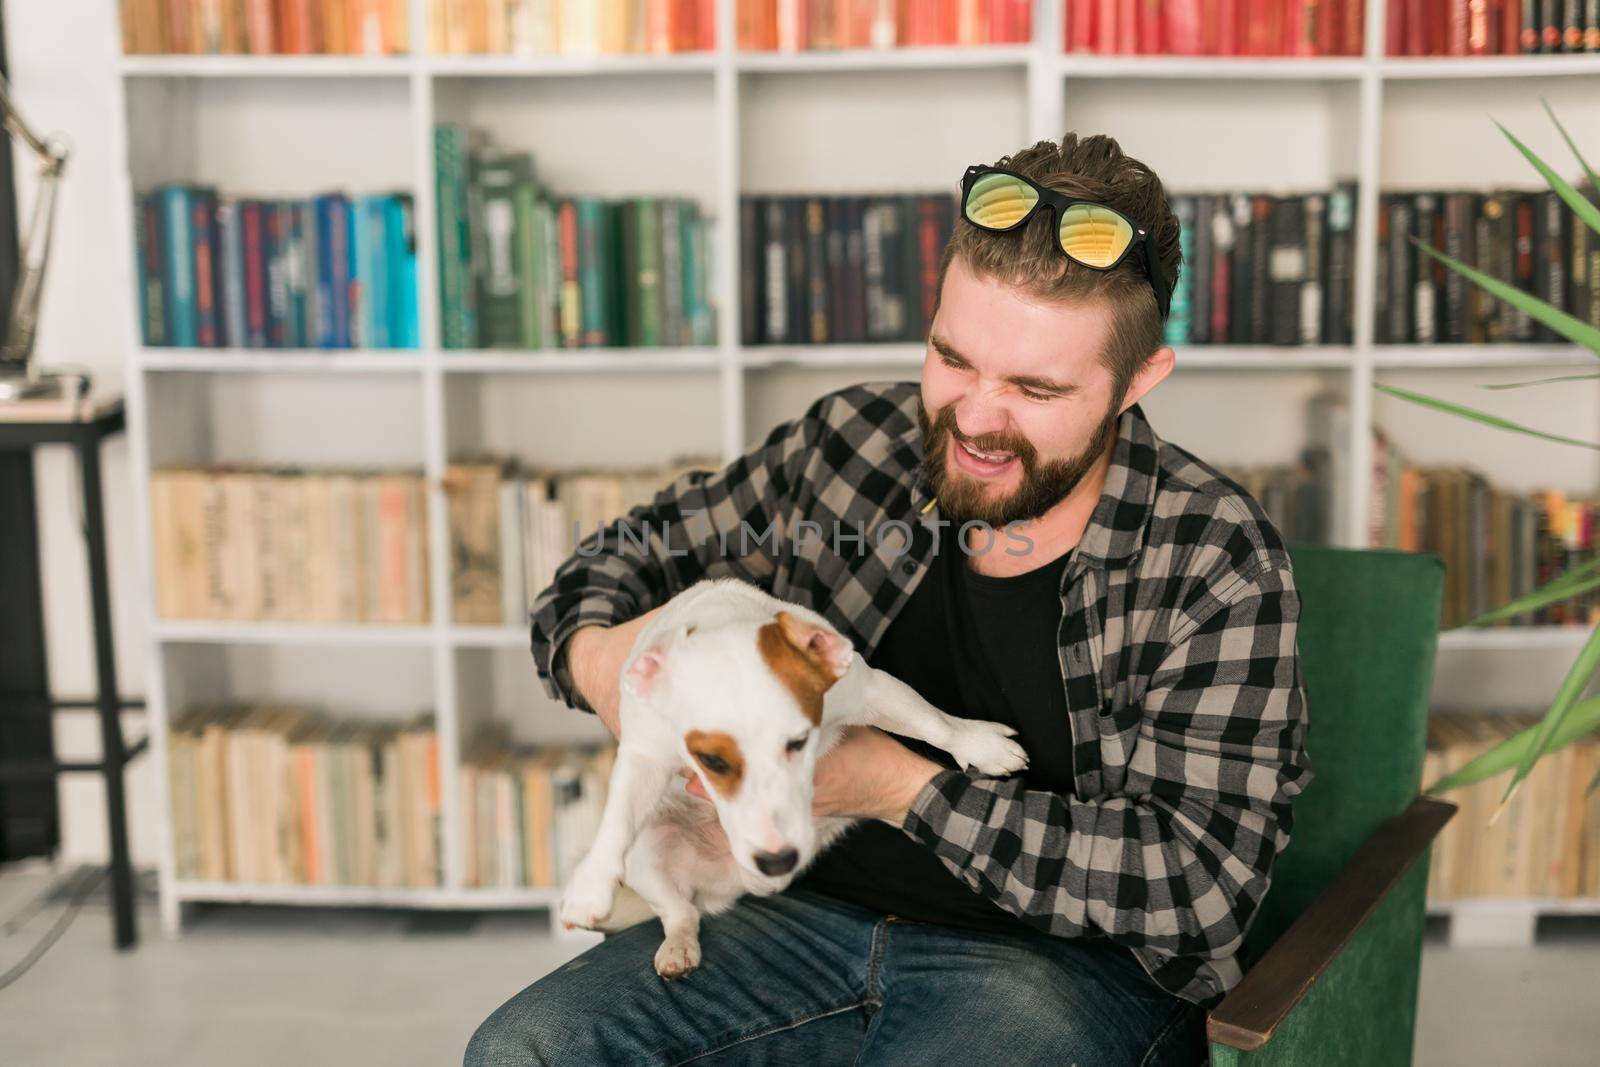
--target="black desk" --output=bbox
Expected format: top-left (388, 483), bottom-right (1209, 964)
top-left (0, 398), bottom-right (143, 949)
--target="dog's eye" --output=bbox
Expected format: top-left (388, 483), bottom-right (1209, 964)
top-left (785, 736), bottom-right (807, 754)
top-left (695, 752), bottom-right (729, 775)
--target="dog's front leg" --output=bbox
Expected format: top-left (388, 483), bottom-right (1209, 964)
top-left (853, 668), bottom-right (1029, 776)
top-left (558, 746), bottom-right (673, 931)
top-left (624, 830), bottom-right (703, 980)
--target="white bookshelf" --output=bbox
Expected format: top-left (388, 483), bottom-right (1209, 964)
top-left (111, 1), bottom-right (1600, 937)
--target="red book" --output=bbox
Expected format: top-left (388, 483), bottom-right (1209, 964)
top-left (1167, 0), bottom-right (1202, 52)
top-left (241, 202), bottom-right (267, 348)
top-left (1217, 0), bottom-right (1238, 54)
top-left (192, 195), bottom-right (218, 347)
top-left (1066, 0), bottom-right (1093, 51)
top-left (1095, 0), bottom-right (1117, 52)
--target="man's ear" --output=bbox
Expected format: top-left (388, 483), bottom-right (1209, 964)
top-left (773, 611), bottom-right (854, 683)
top-left (623, 647), bottom-right (669, 698)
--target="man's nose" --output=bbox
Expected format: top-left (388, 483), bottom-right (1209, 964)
top-left (753, 848), bottom-right (799, 877)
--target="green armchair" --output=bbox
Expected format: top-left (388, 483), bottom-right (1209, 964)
top-left (1206, 546), bottom-right (1457, 1065)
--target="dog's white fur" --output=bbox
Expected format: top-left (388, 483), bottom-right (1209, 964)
top-left (557, 577), bottom-right (1029, 978)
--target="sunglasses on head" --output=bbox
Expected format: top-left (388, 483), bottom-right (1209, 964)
top-left (959, 164), bottom-right (1172, 322)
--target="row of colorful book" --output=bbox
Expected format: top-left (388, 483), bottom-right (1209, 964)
top-left (1425, 712), bottom-right (1600, 901)
top-left (149, 467), bottom-right (431, 623)
top-left (461, 726), bottom-right (617, 889)
top-left (1389, 0), bottom-right (1600, 56)
top-left (1065, 0), bottom-right (1366, 56)
top-left (166, 706), bottom-right (443, 887)
top-left (738, 193), bottom-right (956, 346)
top-left (739, 0), bottom-right (1031, 49)
top-left (1375, 187), bottom-right (1600, 346)
top-left (434, 125), bottom-right (717, 350)
top-left (134, 186), bottom-right (420, 350)
top-left (120, 0), bottom-right (410, 55)
top-left (427, 0), bottom-right (716, 55)
top-left (446, 456), bottom-right (714, 627)
top-left (1165, 186), bottom-right (1359, 347)
top-left (1372, 440), bottom-right (1600, 631)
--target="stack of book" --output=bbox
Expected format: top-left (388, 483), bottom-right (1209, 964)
top-left (738, 0), bottom-right (1032, 49)
top-left (149, 466), bottom-right (431, 624)
top-left (1389, 2), bottom-right (1600, 56)
top-left (738, 193), bottom-right (956, 346)
top-left (427, 0), bottom-right (715, 55)
top-left (1374, 186), bottom-right (1600, 345)
top-left (1064, 0), bottom-right (1365, 56)
top-left (1425, 711), bottom-right (1600, 902)
top-left (133, 186), bottom-right (420, 350)
top-left (166, 706), bottom-right (443, 887)
top-left (460, 725), bottom-right (617, 890)
top-left (446, 455), bottom-right (716, 626)
top-left (1372, 445), bottom-right (1600, 630)
top-left (1216, 460), bottom-right (1335, 546)
top-left (1163, 186), bottom-right (1359, 347)
top-left (434, 125), bottom-right (717, 350)
top-left (120, 1), bottom-right (410, 55)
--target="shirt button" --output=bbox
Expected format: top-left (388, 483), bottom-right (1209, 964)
top-left (901, 560), bottom-right (917, 575)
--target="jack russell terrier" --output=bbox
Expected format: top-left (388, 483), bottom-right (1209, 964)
top-left (557, 576), bottom-right (1030, 979)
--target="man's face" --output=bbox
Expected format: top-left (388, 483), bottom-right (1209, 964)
top-left (918, 256), bottom-right (1124, 529)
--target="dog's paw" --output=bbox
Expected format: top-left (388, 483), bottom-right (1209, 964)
top-left (558, 868), bottom-right (620, 932)
top-left (654, 935), bottom-right (701, 980)
top-left (946, 720), bottom-right (1030, 776)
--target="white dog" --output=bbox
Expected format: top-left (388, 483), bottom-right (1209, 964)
top-left (557, 576), bottom-right (1030, 978)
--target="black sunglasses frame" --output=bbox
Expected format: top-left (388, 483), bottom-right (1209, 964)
top-left (959, 165), bottom-right (1172, 321)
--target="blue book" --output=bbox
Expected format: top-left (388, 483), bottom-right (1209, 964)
top-left (158, 186), bottom-right (197, 347)
top-left (357, 195), bottom-right (390, 348)
top-left (298, 202), bottom-right (319, 349)
top-left (312, 195), bottom-right (338, 347)
top-left (387, 194), bottom-right (419, 348)
top-left (286, 202), bottom-right (308, 347)
top-left (217, 199), bottom-right (246, 348)
top-left (313, 193), bottom-right (353, 347)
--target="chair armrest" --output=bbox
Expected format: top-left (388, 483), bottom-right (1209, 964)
top-left (1206, 794), bottom-right (1457, 1052)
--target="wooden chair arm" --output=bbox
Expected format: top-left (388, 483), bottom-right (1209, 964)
top-left (1206, 794), bottom-right (1457, 1052)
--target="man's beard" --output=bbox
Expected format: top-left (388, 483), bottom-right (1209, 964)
top-left (916, 397), bottom-right (1121, 529)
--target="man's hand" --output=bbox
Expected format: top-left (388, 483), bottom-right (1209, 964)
top-left (563, 607), bottom-right (666, 739)
top-left (682, 726), bottom-right (941, 826)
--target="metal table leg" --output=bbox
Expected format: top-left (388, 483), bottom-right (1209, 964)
top-left (77, 433), bottom-right (137, 949)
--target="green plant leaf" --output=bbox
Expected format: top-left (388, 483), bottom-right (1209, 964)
top-left (1410, 237), bottom-right (1600, 354)
top-left (1426, 690), bottom-right (1600, 794)
top-left (1452, 558), bottom-right (1600, 629)
top-left (1376, 382), bottom-right (1600, 451)
top-left (1540, 98), bottom-right (1600, 212)
top-left (1589, 761), bottom-right (1600, 797)
top-left (1483, 373), bottom-right (1600, 391)
top-left (1496, 116), bottom-right (1600, 238)
top-left (1492, 622), bottom-right (1600, 816)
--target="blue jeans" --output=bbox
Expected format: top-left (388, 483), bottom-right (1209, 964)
top-left (465, 888), bottom-right (1209, 1066)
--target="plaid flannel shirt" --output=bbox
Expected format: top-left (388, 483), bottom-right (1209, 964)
top-left (529, 380), bottom-right (1313, 1009)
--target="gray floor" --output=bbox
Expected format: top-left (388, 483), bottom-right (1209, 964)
top-left (1, 861), bottom-right (1597, 1066)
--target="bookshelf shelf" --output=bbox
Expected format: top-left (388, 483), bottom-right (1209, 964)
top-left (116, 55), bottom-right (414, 79)
top-left (426, 53), bottom-right (720, 78)
top-left (736, 44), bottom-right (1033, 73)
top-left (1370, 345), bottom-right (1600, 370)
top-left (172, 879), bottom-right (564, 909)
top-left (116, 2), bottom-right (1600, 937)
top-left (1435, 626), bottom-right (1596, 652)
top-left (439, 348), bottom-right (723, 374)
top-left (1058, 56), bottom-right (1367, 81)
top-left (152, 620), bottom-right (436, 647)
top-left (1380, 54), bottom-right (1600, 81)
top-left (136, 348), bottom-right (426, 373)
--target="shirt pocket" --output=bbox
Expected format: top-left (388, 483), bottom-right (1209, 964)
top-left (1095, 699), bottom-right (1143, 795)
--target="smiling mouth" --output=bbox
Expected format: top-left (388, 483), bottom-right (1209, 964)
top-left (951, 434), bottom-right (1022, 475)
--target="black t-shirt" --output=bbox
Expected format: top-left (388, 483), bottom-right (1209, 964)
top-left (796, 533), bottom-right (1077, 935)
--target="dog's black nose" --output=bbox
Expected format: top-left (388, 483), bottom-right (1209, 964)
top-left (753, 848), bottom-right (799, 876)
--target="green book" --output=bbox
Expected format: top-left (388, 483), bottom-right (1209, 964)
top-left (472, 151), bottom-right (533, 349)
top-left (433, 124), bottom-right (474, 349)
top-left (576, 197), bottom-right (612, 347)
top-left (513, 184), bottom-right (542, 349)
top-left (636, 197), bottom-right (662, 347)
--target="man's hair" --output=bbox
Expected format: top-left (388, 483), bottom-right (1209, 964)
top-left (936, 131), bottom-right (1182, 406)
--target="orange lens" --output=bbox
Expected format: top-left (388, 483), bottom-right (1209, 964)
top-left (964, 172), bottom-right (1039, 230)
top-left (1058, 203), bottom-right (1134, 268)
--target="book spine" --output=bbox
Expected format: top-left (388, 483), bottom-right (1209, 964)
top-left (136, 192), bottom-right (169, 346)
top-left (636, 198), bottom-right (662, 347)
top-left (162, 187), bottom-right (198, 347)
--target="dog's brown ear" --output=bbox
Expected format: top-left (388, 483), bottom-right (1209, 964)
top-left (775, 611), bottom-right (854, 681)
